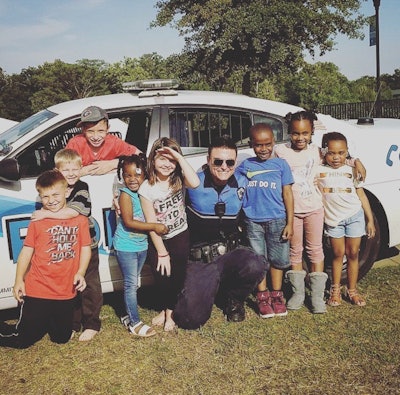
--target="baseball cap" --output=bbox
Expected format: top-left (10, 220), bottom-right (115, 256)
top-left (77, 106), bottom-right (109, 127)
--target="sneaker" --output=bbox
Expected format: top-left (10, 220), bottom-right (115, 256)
top-left (270, 291), bottom-right (288, 317)
top-left (120, 315), bottom-right (130, 328)
top-left (256, 291), bottom-right (275, 318)
top-left (225, 298), bottom-right (245, 322)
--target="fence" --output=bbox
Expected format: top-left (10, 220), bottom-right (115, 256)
top-left (319, 99), bottom-right (400, 119)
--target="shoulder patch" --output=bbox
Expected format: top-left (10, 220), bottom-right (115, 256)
top-left (237, 187), bottom-right (245, 200)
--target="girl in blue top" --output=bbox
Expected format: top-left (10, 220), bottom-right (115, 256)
top-left (113, 154), bottom-right (168, 337)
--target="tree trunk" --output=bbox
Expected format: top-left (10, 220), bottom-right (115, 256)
top-left (241, 71), bottom-right (251, 96)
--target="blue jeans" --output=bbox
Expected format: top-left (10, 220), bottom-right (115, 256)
top-left (324, 208), bottom-right (366, 238)
top-left (244, 218), bottom-right (290, 270)
top-left (115, 250), bottom-right (147, 325)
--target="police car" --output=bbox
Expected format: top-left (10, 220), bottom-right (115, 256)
top-left (0, 117), bottom-right (18, 133)
top-left (0, 79), bottom-right (399, 310)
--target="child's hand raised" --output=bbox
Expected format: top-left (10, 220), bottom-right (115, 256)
top-left (156, 146), bottom-right (181, 162)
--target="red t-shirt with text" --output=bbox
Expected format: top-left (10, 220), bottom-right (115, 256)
top-left (23, 216), bottom-right (91, 300)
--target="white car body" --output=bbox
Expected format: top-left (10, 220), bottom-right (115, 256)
top-left (0, 84), bottom-right (399, 310)
top-left (0, 118), bottom-right (18, 133)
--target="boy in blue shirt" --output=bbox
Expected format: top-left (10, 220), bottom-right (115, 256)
top-left (237, 123), bottom-right (294, 318)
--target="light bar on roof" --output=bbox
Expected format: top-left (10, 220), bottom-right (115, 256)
top-left (122, 79), bottom-right (179, 92)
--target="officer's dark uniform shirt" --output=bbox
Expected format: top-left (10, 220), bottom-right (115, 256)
top-left (186, 167), bottom-right (247, 245)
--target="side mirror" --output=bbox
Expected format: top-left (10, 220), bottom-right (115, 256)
top-left (0, 158), bottom-right (20, 181)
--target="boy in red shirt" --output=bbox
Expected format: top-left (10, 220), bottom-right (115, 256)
top-left (32, 149), bottom-right (103, 341)
top-left (66, 105), bottom-right (140, 176)
top-left (0, 170), bottom-right (91, 348)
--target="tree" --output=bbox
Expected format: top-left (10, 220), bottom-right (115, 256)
top-left (152, 0), bottom-right (366, 95)
top-left (107, 53), bottom-right (170, 87)
top-left (282, 62), bottom-right (352, 109)
top-left (0, 60), bottom-right (116, 119)
top-left (0, 68), bottom-right (7, 119)
top-left (350, 76), bottom-right (392, 102)
top-left (0, 68), bottom-right (37, 121)
top-left (30, 59), bottom-right (115, 112)
top-left (381, 69), bottom-right (400, 90)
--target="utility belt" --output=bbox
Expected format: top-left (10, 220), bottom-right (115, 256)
top-left (189, 236), bottom-right (240, 263)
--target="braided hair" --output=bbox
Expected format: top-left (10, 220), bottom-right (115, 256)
top-left (117, 153), bottom-right (148, 181)
top-left (285, 110), bottom-right (318, 134)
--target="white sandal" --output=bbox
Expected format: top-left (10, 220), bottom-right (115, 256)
top-left (128, 321), bottom-right (156, 338)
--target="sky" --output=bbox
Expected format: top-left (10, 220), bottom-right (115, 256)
top-left (0, 0), bottom-right (399, 81)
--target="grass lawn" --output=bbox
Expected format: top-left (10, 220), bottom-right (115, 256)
top-left (1, 264), bottom-right (399, 395)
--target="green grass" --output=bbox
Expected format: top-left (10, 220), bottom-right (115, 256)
top-left (1, 265), bottom-right (400, 395)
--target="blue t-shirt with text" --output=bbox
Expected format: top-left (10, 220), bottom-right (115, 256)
top-left (237, 157), bottom-right (294, 222)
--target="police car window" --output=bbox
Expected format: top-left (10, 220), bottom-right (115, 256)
top-left (0, 110), bottom-right (57, 153)
top-left (16, 120), bottom-right (82, 178)
top-left (16, 115), bottom-right (140, 178)
top-left (169, 108), bottom-right (252, 150)
top-left (124, 110), bottom-right (152, 153)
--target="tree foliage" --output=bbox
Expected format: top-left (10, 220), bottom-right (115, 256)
top-left (282, 62), bottom-right (353, 109)
top-left (349, 75), bottom-right (392, 102)
top-left (0, 54), bottom-right (398, 123)
top-left (0, 60), bottom-right (116, 121)
top-left (107, 53), bottom-right (171, 87)
top-left (0, 68), bottom-right (37, 121)
top-left (152, 0), bottom-right (366, 95)
top-left (381, 68), bottom-right (400, 90)
top-left (29, 59), bottom-right (115, 113)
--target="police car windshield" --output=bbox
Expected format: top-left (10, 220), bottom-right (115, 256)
top-left (0, 110), bottom-right (57, 155)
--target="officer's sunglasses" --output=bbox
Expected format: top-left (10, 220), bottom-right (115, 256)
top-left (212, 158), bottom-right (235, 167)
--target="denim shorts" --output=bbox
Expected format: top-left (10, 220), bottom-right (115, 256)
top-left (244, 218), bottom-right (290, 270)
top-left (324, 208), bottom-right (366, 238)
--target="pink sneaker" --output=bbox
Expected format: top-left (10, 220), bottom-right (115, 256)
top-left (256, 291), bottom-right (275, 318)
top-left (270, 291), bottom-right (288, 317)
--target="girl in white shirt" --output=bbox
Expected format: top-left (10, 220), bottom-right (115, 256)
top-left (317, 132), bottom-right (375, 307)
top-left (274, 111), bottom-right (328, 314)
top-left (275, 111), bottom-right (366, 313)
top-left (139, 138), bottom-right (200, 331)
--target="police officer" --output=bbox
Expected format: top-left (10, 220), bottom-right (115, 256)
top-left (173, 135), bottom-right (267, 329)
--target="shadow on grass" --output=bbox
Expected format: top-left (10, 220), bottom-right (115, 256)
top-left (380, 246), bottom-right (399, 260)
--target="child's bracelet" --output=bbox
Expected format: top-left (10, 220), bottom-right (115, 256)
top-left (158, 253), bottom-right (169, 258)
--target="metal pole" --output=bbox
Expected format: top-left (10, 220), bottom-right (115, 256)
top-left (373, 0), bottom-right (381, 117)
